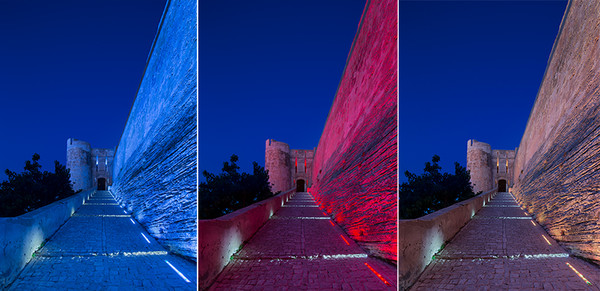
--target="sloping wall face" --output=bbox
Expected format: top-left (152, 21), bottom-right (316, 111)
top-left (111, 0), bottom-right (197, 260)
top-left (512, 0), bottom-right (600, 262)
top-left (311, 0), bottom-right (397, 262)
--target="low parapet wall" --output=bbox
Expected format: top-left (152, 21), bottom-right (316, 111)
top-left (398, 189), bottom-right (497, 289)
top-left (0, 188), bottom-right (95, 288)
top-left (198, 189), bottom-right (295, 290)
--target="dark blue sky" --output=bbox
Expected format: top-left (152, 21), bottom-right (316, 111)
top-left (399, 1), bottom-right (568, 181)
top-left (0, 0), bottom-right (167, 180)
top-left (199, 0), bottom-right (366, 176)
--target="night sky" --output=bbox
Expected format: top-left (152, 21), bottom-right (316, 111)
top-left (199, 0), bottom-right (367, 177)
top-left (0, 0), bottom-right (167, 181)
top-left (1, 1), bottom-right (566, 187)
top-left (399, 1), bottom-right (568, 182)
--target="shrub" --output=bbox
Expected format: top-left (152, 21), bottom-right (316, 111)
top-left (399, 155), bottom-right (477, 219)
top-left (199, 154), bottom-right (274, 219)
top-left (0, 154), bottom-right (75, 217)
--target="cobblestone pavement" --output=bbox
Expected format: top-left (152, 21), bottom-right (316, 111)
top-left (209, 192), bottom-right (397, 290)
top-left (8, 191), bottom-right (197, 290)
top-left (412, 192), bottom-right (600, 290)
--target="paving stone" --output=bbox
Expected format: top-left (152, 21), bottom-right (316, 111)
top-left (411, 192), bottom-right (600, 290)
top-left (7, 190), bottom-right (196, 290)
top-left (209, 192), bottom-right (397, 290)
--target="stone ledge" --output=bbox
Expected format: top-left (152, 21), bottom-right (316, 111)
top-left (198, 188), bottom-right (295, 290)
top-left (398, 189), bottom-right (497, 289)
top-left (0, 188), bottom-right (95, 289)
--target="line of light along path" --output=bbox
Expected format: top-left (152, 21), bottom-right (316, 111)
top-left (9, 190), bottom-right (196, 290)
top-left (209, 191), bottom-right (397, 290)
top-left (412, 192), bottom-right (600, 290)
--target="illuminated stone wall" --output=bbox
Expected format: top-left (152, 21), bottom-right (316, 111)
top-left (512, 0), bottom-right (600, 262)
top-left (67, 138), bottom-right (116, 191)
top-left (490, 149), bottom-right (516, 190)
top-left (90, 148), bottom-right (115, 190)
top-left (66, 138), bottom-right (92, 192)
top-left (310, 0), bottom-right (397, 262)
top-left (265, 140), bottom-right (315, 193)
top-left (290, 149), bottom-right (314, 191)
top-left (466, 139), bottom-right (516, 193)
top-left (110, 0), bottom-right (197, 260)
top-left (265, 139), bottom-right (292, 193)
top-left (466, 140), bottom-right (493, 193)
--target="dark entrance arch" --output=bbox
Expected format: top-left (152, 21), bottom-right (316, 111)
top-left (296, 179), bottom-right (305, 192)
top-left (498, 179), bottom-right (507, 192)
top-left (97, 178), bottom-right (106, 190)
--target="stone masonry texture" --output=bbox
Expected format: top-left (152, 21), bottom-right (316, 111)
top-left (209, 192), bottom-right (397, 290)
top-left (467, 140), bottom-right (493, 194)
top-left (511, 0), bottom-right (600, 263)
top-left (8, 191), bottom-right (197, 290)
top-left (67, 138), bottom-right (93, 192)
top-left (310, 0), bottom-right (397, 262)
top-left (110, 0), bottom-right (197, 260)
top-left (411, 192), bottom-right (600, 290)
top-left (265, 139), bottom-right (292, 193)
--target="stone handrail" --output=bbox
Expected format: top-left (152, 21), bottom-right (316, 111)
top-left (0, 188), bottom-right (95, 288)
top-left (198, 188), bottom-right (296, 290)
top-left (398, 189), bottom-right (497, 289)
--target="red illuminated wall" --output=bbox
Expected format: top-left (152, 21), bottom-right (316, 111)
top-left (311, 0), bottom-right (397, 263)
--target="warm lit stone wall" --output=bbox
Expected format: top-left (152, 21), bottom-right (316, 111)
top-left (466, 140), bottom-right (493, 193)
top-left (311, 0), bottom-right (397, 262)
top-left (111, 0), bottom-right (197, 260)
top-left (490, 149), bottom-right (516, 190)
top-left (512, 0), bottom-right (600, 262)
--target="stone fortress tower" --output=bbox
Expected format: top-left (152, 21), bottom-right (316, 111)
top-left (467, 139), bottom-right (516, 193)
top-left (67, 139), bottom-right (92, 191)
top-left (265, 139), bottom-right (314, 193)
top-left (67, 138), bottom-right (115, 192)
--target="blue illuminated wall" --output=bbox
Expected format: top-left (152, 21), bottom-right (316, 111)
top-left (111, 0), bottom-right (197, 260)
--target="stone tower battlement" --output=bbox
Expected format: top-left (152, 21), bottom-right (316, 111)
top-left (467, 139), bottom-right (516, 193)
top-left (67, 138), bottom-right (115, 192)
top-left (265, 139), bottom-right (314, 193)
top-left (67, 138), bottom-right (92, 191)
top-left (265, 139), bottom-right (291, 193)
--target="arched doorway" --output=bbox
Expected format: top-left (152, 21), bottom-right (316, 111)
top-left (97, 178), bottom-right (106, 190)
top-left (296, 179), bottom-right (305, 192)
top-left (498, 179), bottom-right (507, 192)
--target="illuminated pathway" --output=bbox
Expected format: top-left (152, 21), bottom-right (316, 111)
top-left (412, 192), bottom-right (600, 290)
top-left (209, 192), bottom-right (397, 290)
top-left (8, 191), bottom-right (196, 290)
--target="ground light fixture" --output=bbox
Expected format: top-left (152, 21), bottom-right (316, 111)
top-left (364, 262), bottom-right (391, 286)
top-left (165, 260), bottom-right (191, 283)
top-left (566, 262), bottom-right (592, 285)
top-left (340, 235), bottom-right (350, 245)
top-left (141, 233), bottom-right (151, 244)
top-left (542, 235), bottom-right (552, 245)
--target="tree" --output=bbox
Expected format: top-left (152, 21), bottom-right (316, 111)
top-left (0, 154), bottom-right (75, 217)
top-left (399, 155), bottom-right (477, 219)
top-left (199, 154), bottom-right (274, 219)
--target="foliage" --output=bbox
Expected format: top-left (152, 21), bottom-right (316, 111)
top-left (199, 154), bottom-right (274, 219)
top-left (0, 154), bottom-right (75, 217)
top-left (399, 155), bottom-right (477, 219)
